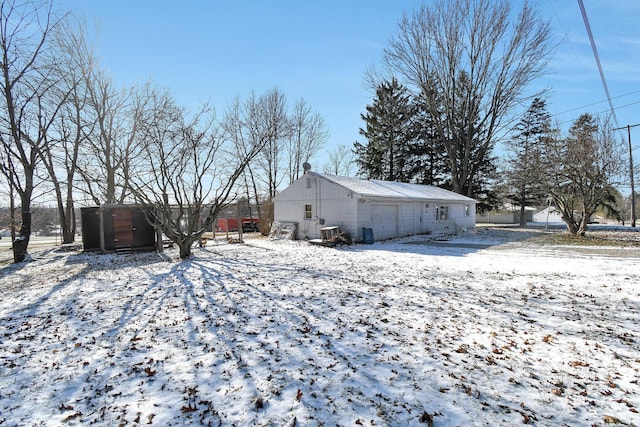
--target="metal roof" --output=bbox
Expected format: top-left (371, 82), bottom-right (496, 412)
top-left (313, 172), bottom-right (477, 202)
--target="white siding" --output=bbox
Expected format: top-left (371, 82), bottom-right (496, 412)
top-left (371, 204), bottom-right (399, 240)
top-left (274, 174), bottom-right (359, 240)
top-left (356, 199), bottom-right (371, 241)
top-left (450, 202), bottom-right (476, 230)
top-left (476, 212), bottom-right (516, 224)
top-left (423, 202), bottom-right (434, 233)
top-left (399, 202), bottom-right (422, 236)
top-left (354, 198), bottom-right (471, 242)
top-left (274, 172), bottom-right (477, 241)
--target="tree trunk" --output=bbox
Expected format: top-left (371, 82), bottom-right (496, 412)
top-left (13, 209), bottom-right (31, 263)
top-left (62, 202), bottom-right (76, 244)
top-left (56, 202), bottom-right (76, 244)
top-left (178, 243), bottom-right (191, 260)
top-left (9, 183), bottom-right (16, 243)
top-left (62, 228), bottom-right (75, 245)
top-left (560, 207), bottom-right (579, 236)
top-left (564, 222), bottom-right (578, 235)
top-left (56, 194), bottom-right (76, 245)
top-left (177, 234), bottom-right (201, 260)
top-left (577, 212), bottom-right (591, 237)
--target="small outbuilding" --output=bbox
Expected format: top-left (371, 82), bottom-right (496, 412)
top-left (476, 204), bottom-right (536, 224)
top-left (81, 205), bottom-right (158, 253)
top-left (273, 171), bottom-right (477, 242)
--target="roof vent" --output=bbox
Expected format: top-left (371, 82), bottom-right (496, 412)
top-left (302, 162), bottom-right (311, 172)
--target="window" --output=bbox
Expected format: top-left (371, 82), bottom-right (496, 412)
top-left (436, 205), bottom-right (449, 221)
top-left (465, 205), bottom-right (470, 216)
top-left (304, 204), bottom-right (313, 220)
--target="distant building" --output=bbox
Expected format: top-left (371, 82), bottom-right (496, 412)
top-left (533, 206), bottom-right (565, 224)
top-left (476, 204), bottom-right (537, 224)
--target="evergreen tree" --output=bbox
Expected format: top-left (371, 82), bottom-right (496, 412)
top-left (407, 94), bottom-right (449, 185)
top-left (383, 0), bottom-right (553, 198)
top-left (355, 78), bottom-right (415, 181)
top-left (505, 97), bottom-right (552, 225)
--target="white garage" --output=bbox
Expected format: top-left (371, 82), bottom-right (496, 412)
top-left (273, 170), bottom-right (477, 242)
top-left (371, 204), bottom-right (398, 240)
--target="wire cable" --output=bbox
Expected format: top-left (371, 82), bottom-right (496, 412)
top-left (555, 89), bottom-right (640, 117)
top-left (577, 0), bottom-right (619, 128)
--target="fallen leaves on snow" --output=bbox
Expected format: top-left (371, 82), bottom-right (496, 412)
top-left (1, 234), bottom-right (639, 426)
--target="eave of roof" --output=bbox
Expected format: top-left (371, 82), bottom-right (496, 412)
top-left (312, 172), bottom-right (477, 203)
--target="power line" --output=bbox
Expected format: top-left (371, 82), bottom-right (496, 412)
top-left (554, 89), bottom-right (640, 117)
top-left (578, 0), bottom-right (619, 128)
top-left (594, 100), bottom-right (640, 119)
top-left (553, 99), bottom-right (640, 127)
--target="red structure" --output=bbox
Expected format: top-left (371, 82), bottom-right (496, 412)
top-left (216, 218), bottom-right (259, 232)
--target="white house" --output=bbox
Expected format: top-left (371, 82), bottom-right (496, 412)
top-left (273, 171), bottom-right (477, 242)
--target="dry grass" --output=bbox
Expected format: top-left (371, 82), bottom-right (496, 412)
top-left (522, 229), bottom-right (640, 247)
top-left (476, 225), bottom-right (640, 249)
top-left (533, 232), bottom-right (640, 247)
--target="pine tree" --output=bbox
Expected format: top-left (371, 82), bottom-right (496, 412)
top-left (407, 95), bottom-right (449, 185)
top-left (355, 78), bottom-right (415, 181)
top-left (505, 97), bottom-right (552, 225)
top-left (355, 78), bottom-right (448, 184)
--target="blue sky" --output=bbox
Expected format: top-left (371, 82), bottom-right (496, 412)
top-left (57, 1), bottom-right (640, 172)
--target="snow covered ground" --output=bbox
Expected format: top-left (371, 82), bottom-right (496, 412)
top-left (0, 228), bottom-right (638, 426)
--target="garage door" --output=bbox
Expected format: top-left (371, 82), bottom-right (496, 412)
top-left (371, 204), bottom-right (398, 241)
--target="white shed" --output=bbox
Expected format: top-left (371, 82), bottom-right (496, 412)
top-left (273, 171), bottom-right (477, 242)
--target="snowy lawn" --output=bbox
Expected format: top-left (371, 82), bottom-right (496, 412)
top-left (0, 229), bottom-right (639, 426)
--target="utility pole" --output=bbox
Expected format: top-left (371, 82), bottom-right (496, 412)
top-left (615, 123), bottom-right (639, 227)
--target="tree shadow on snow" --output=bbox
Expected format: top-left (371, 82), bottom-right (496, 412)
top-left (182, 253), bottom-right (464, 423)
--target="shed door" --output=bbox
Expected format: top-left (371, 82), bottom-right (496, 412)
top-left (371, 204), bottom-right (398, 240)
top-left (112, 208), bottom-right (134, 248)
top-left (80, 207), bottom-right (101, 251)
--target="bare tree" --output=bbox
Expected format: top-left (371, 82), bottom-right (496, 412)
top-left (383, 0), bottom-right (554, 197)
top-left (286, 98), bottom-right (328, 183)
top-left (0, 0), bottom-right (68, 262)
top-left (128, 91), bottom-right (265, 259)
top-left (224, 89), bottom-right (296, 232)
top-left (323, 144), bottom-right (356, 176)
top-left (254, 87), bottom-right (289, 199)
top-left (36, 19), bottom-right (89, 244)
top-left (77, 58), bottom-right (151, 205)
top-left (223, 94), bottom-right (266, 230)
top-left (540, 114), bottom-right (624, 236)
